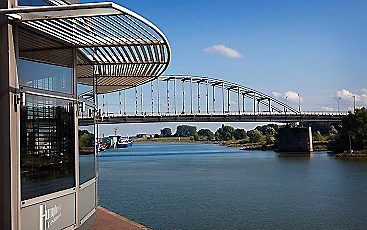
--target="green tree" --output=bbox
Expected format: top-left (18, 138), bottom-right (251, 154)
top-left (160, 127), bottom-right (172, 137)
top-left (256, 124), bottom-right (279, 134)
top-left (198, 129), bottom-right (214, 140)
top-left (175, 125), bottom-right (197, 137)
top-left (247, 129), bottom-right (265, 143)
top-left (79, 131), bottom-right (95, 154)
top-left (329, 108), bottom-right (367, 151)
top-left (265, 135), bottom-right (275, 145)
top-left (215, 125), bottom-right (235, 141)
top-left (233, 128), bottom-right (248, 140)
top-left (313, 131), bottom-right (323, 141)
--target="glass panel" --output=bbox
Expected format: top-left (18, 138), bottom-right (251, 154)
top-left (79, 124), bottom-right (96, 184)
top-left (78, 83), bottom-right (96, 184)
top-left (18, 0), bottom-right (51, 6)
top-left (18, 59), bottom-right (73, 95)
top-left (20, 94), bottom-right (75, 200)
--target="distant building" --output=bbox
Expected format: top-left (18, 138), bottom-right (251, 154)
top-left (136, 133), bottom-right (149, 138)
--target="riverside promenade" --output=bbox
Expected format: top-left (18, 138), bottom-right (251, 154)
top-left (92, 207), bottom-right (150, 230)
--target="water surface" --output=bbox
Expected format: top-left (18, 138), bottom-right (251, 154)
top-left (98, 142), bottom-right (367, 230)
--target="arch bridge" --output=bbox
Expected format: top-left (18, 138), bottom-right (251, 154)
top-left (79, 75), bottom-right (347, 126)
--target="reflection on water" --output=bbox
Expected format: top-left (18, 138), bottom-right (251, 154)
top-left (98, 142), bottom-right (367, 230)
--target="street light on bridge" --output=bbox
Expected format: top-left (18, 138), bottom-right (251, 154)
top-left (298, 93), bottom-right (301, 112)
top-left (337, 97), bottom-right (341, 113)
top-left (353, 95), bottom-right (356, 113)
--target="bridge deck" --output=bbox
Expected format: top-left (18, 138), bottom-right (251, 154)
top-left (79, 112), bottom-right (346, 126)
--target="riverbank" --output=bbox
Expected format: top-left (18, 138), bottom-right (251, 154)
top-left (134, 136), bottom-right (194, 143)
top-left (133, 137), bottom-right (332, 152)
top-left (328, 150), bottom-right (367, 159)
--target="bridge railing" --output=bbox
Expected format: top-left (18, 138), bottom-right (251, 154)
top-left (79, 110), bottom-right (349, 119)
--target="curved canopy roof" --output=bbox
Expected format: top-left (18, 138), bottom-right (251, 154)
top-left (1, 2), bottom-right (171, 94)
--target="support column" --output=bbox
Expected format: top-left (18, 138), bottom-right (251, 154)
top-left (242, 94), bottom-right (245, 113)
top-left (119, 91), bottom-right (122, 114)
top-left (212, 85), bottom-right (215, 113)
top-left (227, 89), bottom-right (230, 113)
top-left (157, 79), bottom-right (160, 114)
top-left (174, 78), bottom-right (177, 114)
top-left (150, 81), bottom-right (153, 114)
top-left (140, 86), bottom-right (143, 115)
top-left (135, 86), bottom-right (138, 115)
top-left (237, 87), bottom-right (240, 114)
top-left (124, 90), bottom-right (126, 115)
top-left (197, 82), bottom-right (200, 113)
top-left (182, 80), bottom-right (185, 114)
top-left (102, 94), bottom-right (105, 115)
top-left (206, 80), bottom-right (209, 113)
top-left (222, 83), bottom-right (225, 114)
top-left (0, 4), bottom-right (20, 228)
top-left (166, 80), bottom-right (170, 113)
top-left (190, 78), bottom-right (193, 114)
top-left (276, 127), bottom-right (313, 155)
top-left (253, 93), bottom-right (256, 115)
top-left (268, 98), bottom-right (271, 114)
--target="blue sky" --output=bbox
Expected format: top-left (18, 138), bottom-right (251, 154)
top-left (81, 0), bottom-right (367, 135)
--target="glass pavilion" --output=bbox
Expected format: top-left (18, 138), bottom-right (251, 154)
top-left (0, 0), bottom-right (170, 229)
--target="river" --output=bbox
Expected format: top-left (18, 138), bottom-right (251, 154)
top-left (98, 142), bottom-right (367, 230)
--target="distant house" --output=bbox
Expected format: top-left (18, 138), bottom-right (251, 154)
top-left (136, 133), bottom-right (149, 138)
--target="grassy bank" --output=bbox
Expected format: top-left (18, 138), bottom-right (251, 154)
top-left (133, 137), bottom-right (338, 152)
top-left (133, 137), bottom-right (273, 150)
top-left (134, 137), bottom-right (194, 143)
top-left (328, 150), bottom-right (367, 159)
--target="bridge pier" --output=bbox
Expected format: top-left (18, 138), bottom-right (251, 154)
top-left (276, 127), bottom-right (313, 156)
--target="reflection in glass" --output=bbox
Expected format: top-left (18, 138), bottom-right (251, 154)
top-left (18, 59), bottom-right (73, 94)
top-left (79, 125), bottom-right (96, 185)
top-left (20, 94), bottom-right (75, 200)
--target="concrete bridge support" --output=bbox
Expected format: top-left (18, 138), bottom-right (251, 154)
top-left (276, 127), bottom-right (313, 155)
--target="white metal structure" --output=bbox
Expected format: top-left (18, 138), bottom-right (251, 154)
top-left (1, 2), bottom-right (171, 93)
top-left (0, 1), bottom-right (171, 230)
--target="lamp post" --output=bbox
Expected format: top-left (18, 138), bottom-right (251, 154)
top-left (353, 95), bottom-right (356, 113)
top-left (348, 131), bottom-right (353, 153)
top-left (285, 96), bottom-right (288, 114)
top-left (337, 97), bottom-right (341, 113)
top-left (298, 93), bottom-right (301, 113)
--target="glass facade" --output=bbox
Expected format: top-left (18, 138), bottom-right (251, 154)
top-left (20, 94), bottom-right (75, 200)
top-left (18, 59), bottom-right (73, 95)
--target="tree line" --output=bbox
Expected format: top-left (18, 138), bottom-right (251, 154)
top-left (159, 107), bottom-right (367, 152)
top-left (160, 124), bottom-right (280, 145)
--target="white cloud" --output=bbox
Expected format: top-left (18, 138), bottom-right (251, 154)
top-left (335, 88), bottom-right (367, 105)
top-left (272, 92), bottom-right (282, 97)
top-left (272, 91), bottom-right (302, 103)
top-left (204, 44), bottom-right (243, 59)
top-left (321, 106), bottom-right (333, 111)
top-left (284, 91), bottom-right (302, 103)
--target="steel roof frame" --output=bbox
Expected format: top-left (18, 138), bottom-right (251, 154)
top-left (0, 2), bottom-right (171, 94)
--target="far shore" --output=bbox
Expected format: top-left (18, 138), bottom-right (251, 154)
top-left (132, 137), bottom-right (367, 157)
top-left (328, 150), bottom-right (367, 159)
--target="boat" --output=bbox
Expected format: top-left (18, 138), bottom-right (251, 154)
top-left (115, 137), bottom-right (133, 148)
top-left (98, 143), bottom-right (106, 152)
